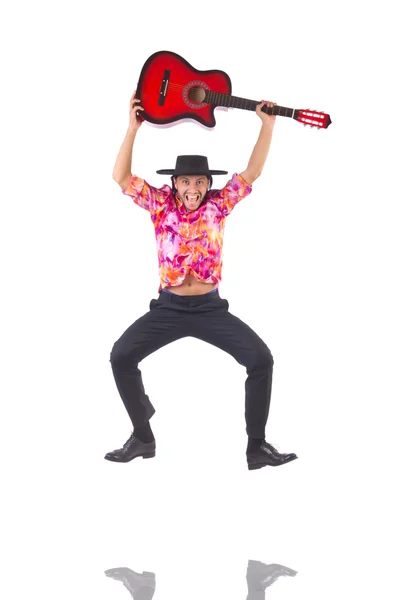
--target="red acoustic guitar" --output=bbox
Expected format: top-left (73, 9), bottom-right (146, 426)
top-left (136, 50), bottom-right (331, 129)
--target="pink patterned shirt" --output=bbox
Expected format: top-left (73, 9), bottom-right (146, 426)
top-left (122, 173), bottom-right (252, 292)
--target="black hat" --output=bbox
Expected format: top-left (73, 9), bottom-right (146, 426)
top-left (156, 155), bottom-right (227, 177)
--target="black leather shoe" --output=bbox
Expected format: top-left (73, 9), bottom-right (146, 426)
top-left (247, 441), bottom-right (297, 470)
top-left (105, 567), bottom-right (156, 599)
top-left (104, 433), bottom-right (156, 463)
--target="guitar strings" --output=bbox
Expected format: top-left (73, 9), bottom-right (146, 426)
top-left (151, 78), bottom-right (328, 126)
top-left (167, 82), bottom-right (215, 103)
top-left (167, 84), bottom-right (318, 121)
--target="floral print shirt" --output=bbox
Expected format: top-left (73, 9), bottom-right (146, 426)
top-left (122, 173), bottom-right (252, 292)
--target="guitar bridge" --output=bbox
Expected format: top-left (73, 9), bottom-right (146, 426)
top-left (158, 70), bottom-right (170, 106)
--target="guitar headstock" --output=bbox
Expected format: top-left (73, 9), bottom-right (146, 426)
top-left (294, 109), bottom-right (332, 129)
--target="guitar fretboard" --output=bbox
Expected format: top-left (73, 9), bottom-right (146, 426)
top-left (204, 90), bottom-right (294, 118)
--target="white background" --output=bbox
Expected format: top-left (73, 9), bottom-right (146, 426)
top-left (1, 0), bottom-right (396, 598)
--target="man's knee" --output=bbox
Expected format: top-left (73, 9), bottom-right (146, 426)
top-left (263, 349), bottom-right (274, 369)
top-left (110, 341), bottom-right (131, 369)
top-left (258, 345), bottom-right (274, 369)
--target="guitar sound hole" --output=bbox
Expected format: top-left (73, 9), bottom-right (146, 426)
top-left (187, 86), bottom-right (206, 104)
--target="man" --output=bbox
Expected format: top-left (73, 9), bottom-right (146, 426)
top-left (105, 91), bottom-right (297, 470)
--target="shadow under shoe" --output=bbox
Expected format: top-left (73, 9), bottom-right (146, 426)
top-left (104, 433), bottom-right (156, 463)
top-left (105, 567), bottom-right (156, 599)
top-left (247, 441), bottom-right (297, 470)
top-left (246, 560), bottom-right (297, 598)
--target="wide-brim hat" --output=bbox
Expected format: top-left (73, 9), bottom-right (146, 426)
top-left (156, 155), bottom-right (227, 177)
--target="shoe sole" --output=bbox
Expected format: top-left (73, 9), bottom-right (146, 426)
top-left (247, 455), bottom-right (298, 470)
top-left (104, 451), bottom-right (156, 463)
top-left (248, 463), bottom-right (267, 470)
top-left (142, 451), bottom-right (156, 459)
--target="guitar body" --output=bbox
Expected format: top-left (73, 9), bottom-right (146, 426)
top-left (136, 50), bottom-right (231, 127)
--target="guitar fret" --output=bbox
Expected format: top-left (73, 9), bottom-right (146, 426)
top-left (204, 89), bottom-right (328, 128)
top-left (205, 91), bottom-right (295, 119)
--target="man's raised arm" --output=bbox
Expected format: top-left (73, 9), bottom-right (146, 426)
top-left (112, 91), bottom-right (143, 191)
top-left (240, 100), bottom-right (277, 186)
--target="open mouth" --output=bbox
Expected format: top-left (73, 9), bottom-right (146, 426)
top-left (185, 194), bottom-right (200, 205)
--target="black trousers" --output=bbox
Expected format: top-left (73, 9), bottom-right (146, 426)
top-left (110, 289), bottom-right (274, 439)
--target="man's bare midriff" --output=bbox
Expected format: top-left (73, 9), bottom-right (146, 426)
top-left (163, 274), bottom-right (218, 296)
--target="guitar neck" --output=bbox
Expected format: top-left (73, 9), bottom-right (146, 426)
top-left (204, 90), bottom-right (294, 118)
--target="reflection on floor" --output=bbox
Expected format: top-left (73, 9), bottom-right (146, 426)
top-left (104, 560), bottom-right (297, 599)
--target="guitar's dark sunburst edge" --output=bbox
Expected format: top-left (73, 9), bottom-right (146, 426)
top-left (138, 112), bottom-right (217, 128)
top-left (136, 50), bottom-right (232, 128)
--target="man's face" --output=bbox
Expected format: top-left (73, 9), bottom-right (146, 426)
top-left (173, 175), bottom-right (209, 212)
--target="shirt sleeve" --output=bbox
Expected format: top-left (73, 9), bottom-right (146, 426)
top-left (122, 175), bottom-right (170, 213)
top-left (208, 172), bottom-right (252, 216)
